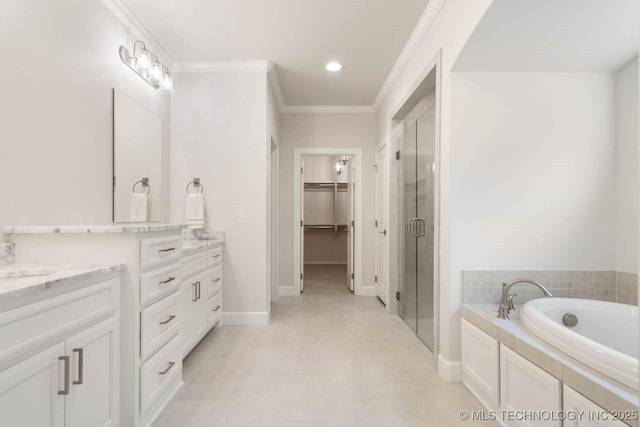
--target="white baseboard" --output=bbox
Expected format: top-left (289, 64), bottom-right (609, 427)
top-left (221, 311), bottom-right (270, 325)
top-left (279, 286), bottom-right (299, 296)
top-left (438, 354), bottom-right (462, 383)
top-left (356, 286), bottom-right (375, 296)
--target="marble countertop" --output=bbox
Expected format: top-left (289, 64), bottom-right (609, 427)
top-left (463, 305), bottom-right (639, 425)
top-left (0, 263), bottom-right (124, 302)
top-left (3, 224), bottom-right (187, 234)
top-left (182, 239), bottom-right (223, 257)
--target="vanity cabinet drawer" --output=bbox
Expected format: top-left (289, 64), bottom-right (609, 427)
top-left (140, 292), bottom-right (181, 361)
top-left (207, 246), bottom-right (222, 269)
top-left (140, 263), bottom-right (181, 306)
top-left (181, 252), bottom-right (207, 280)
top-left (0, 278), bottom-right (118, 363)
top-left (208, 293), bottom-right (222, 329)
top-left (207, 266), bottom-right (222, 299)
top-left (140, 334), bottom-right (181, 416)
top-left (140, 236), bottom-right (182, 270)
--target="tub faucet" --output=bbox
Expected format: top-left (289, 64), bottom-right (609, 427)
top-left (497, 279), bottom-right (552, 319)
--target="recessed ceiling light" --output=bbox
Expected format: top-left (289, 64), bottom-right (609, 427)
top-left (325, 61), bottom-right (343, 72)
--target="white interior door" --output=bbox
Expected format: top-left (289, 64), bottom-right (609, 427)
top-left (375, 145), bottom-right (388, 304)
top-left (300, 158), bottom-right (305, 292)
top-left (347, 160), bottom-right (355, 291)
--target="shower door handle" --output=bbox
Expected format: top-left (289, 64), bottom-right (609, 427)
top-left (415, 219), bottom-right (426, 237)
top-left (408, 218), bottom-right (419, 237)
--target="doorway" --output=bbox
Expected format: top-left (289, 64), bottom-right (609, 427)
top-left (293, 148), bottom-right (363, 295)
top-left (301, 155), bottom-right (353, 293)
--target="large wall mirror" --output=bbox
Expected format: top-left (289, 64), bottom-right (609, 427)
top-left (113, 89), bottom-right (162, 222)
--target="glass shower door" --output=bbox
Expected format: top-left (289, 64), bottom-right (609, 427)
top-left (400, 123), bottom-right (418, 333)
top-left (399, 105), bottom-right (436, 352)
top-left (416, 107), bottom-right (435, 349)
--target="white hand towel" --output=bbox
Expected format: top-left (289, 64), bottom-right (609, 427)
top-left (186, 193), bottom-right (205, 229)
top-left (129, 193), bottom-right (149, 222)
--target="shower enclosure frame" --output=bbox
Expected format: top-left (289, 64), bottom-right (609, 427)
top-left (390, 53), bottom-right (441, 363)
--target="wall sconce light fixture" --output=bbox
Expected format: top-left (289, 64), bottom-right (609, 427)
top-left (335, 156), bottom-right (349, 175)
top-left (119, 41), bottom-right (174, 95)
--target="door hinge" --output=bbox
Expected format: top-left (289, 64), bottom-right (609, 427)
top-left (375, 220), bottom-right (378, 227)
top-left (351, 273), bottom-right (354, 280)
top-left (300, 273), bottom-right (303, 280)
top-left (113, 176), bottom-right (116, 187)
top-left (300, 167), bottom-right (303, 174)
top-left (374, 275), bottom-right (378, 283)
top-left (396, 151), bottom-right (400, 160)
top-left (300, 220), bottom-right (304, 227)
top-left (351, 220), bottom-right (354, 227)
top-left (396, 291), bottom-right (401, 301)
top-left (374, 164), bottom-right (378, 171)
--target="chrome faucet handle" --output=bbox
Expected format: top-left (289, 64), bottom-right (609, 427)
top-left (507, 293), bottom-right (518, 310)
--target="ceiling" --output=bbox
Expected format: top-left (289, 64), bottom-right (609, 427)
top-left (120, 0), bottom-right (431, 107)
top-left (454, 0), bottom-right (639, 72)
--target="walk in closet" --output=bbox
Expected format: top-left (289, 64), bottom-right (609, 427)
top-left (301, 155), bottom-right (354, 293)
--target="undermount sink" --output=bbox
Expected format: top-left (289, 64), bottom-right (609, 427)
top-left (0, 268), bottom-right (60, 279)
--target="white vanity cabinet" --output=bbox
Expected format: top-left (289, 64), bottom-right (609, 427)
top-left (7, 226), bottom-right (185, 427)
top-left (500, 344), bottom-right (561, 427)
top-left (461, 319), bottom-right (499, 407)
top-left (180, 241), bottom-right (223, 357)
top-left (563, 386), bottom-right (628, 427)
top-left (0, 275), bottom-right (120, 427)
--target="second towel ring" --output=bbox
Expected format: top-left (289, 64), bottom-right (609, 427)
top-left (133, 178), bottom-right (151, 195)
top-left (186, 178), bottom-right (204, 194)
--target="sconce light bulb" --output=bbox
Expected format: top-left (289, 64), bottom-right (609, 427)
top-left (159, 72), bottom-right (175, 95)
top-left (149, 62), bottom-right (162, 86)
top-left (135, 49), bottom-right (151, 76)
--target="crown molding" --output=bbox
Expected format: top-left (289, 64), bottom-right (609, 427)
top-left (100, 0), bottom-right (173, 67)
top-left (267, 63), bottom-right (286, 112)
top-left (371, 0), bottom-right (446, 111)
top-left (172, 61), bottom-right (271, 73)
top-left (282, 105), bottom-right (375, 114)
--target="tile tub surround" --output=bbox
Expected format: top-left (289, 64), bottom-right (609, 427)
top-left (462, 270), bottom-right (638, 305)
top-left (0, 243), bottom-right (14, 265)
top-left (462, 305), bottom-right (639, 426)
top-left (3, 224), bottom-right (186, 234)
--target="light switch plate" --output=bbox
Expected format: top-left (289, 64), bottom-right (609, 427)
top-left (238, 211), bottom-right (246, 224)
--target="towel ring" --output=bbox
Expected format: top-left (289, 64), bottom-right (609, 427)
top-left (132, 178), bottom-right (151, 195)
top-left (186, 178), bottom-right (204, 194)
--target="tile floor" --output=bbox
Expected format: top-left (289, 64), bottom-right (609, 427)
top-left (153, 294), bottom-right (495, 427)
top-left (303, 264), bottom-right (351, 294)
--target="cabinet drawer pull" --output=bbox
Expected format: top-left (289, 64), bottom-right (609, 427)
top-left (158, 277), bottom-right (176, 286)
top-left (58, 356), bottom-right (70, 395)
top-left (212, 278), bottom-right (221, 283)
top-left (212, 305), bottom-right (221, 312)
top-left (158, 247), bottom-right (176, 253)
top-left (159, 361), bottom-right (175, 375)
top-left (192, 282), bottom-right (198, 301)
top-left (72, 348), bottom-right (84, 385)
top-left (212, 254), bottom-right (221, 258)
top-left (160, 315), bottom-right (176, 325)
top-left (197, 281), bottom-right (201, 300)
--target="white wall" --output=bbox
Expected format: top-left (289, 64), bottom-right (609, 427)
top-left (279, 114), bottom-right (376, 290)
top-left (374, 0), bottom-right (494, 377)
top-left (615, 57), bottom-right (639, 274)
top-left (170, 70), bottom-right (270, 319)
top-left (450, 72), bottom-right (617, 270)
top-left (0, 0), bottom-right (171, 241)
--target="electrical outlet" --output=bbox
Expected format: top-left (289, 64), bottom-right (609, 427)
top-left (238, 211), bottom-right (246, 224)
